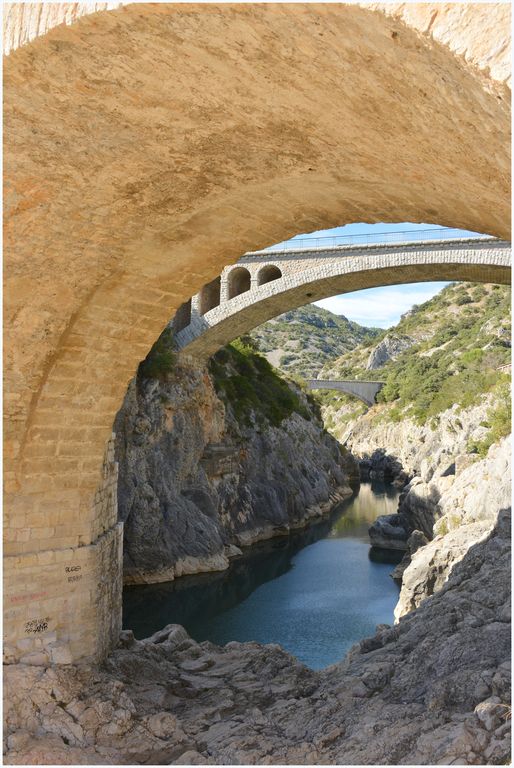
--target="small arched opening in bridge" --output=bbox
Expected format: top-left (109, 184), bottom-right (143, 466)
top-left (173, 299), bottom-right (192, 332)
top-left (228, 267), bottom-right (251, 299)
top-left (257, 265), bottom-right (282, 286)
top-left (200, 276), bottom-right (221, 315)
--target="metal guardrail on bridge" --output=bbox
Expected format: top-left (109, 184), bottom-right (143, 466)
top-left (254, 227), bottom-right (497, 254)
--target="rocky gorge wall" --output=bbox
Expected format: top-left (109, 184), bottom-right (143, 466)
top-left (341, 388), bottom-right (511, 638)
top-left (396, 434), bottom-right (511, 617)
top-left (343, 394), bottom-right (506, 543)
top-left (114, 352), bottom-right (357, 584)
top-left (347, 395), bottom-right (499, 483)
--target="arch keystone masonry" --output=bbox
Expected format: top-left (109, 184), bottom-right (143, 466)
top-left (4, 3), bottom-right (511, 664)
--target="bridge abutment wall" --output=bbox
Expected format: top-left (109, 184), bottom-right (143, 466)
top-left (4, 435), bottom-right (123, 665)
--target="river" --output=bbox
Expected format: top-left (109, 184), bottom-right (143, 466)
top-left (123, 481), bottom-right (402, 670)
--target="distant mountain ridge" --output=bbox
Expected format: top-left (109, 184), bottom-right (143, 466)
top-left (250, 305), bottom-right (381, 378)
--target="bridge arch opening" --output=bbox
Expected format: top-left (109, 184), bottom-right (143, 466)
top-left (257, 265), bottom-right (282, 286)
top-left (228, 267), bottom-right (251, 299)
top-left (4, 3), bottom-right (510, 665)
top-left (200, 276), bottom-right (221, 315)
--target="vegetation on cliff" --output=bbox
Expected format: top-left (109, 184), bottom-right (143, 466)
top-left (138, 327), bottom-right (176, 381)
top-left (319, 283), bottom-right (511, 439)
top-left (250, 305), bottom-right (380, 378)
top-left (136, 326), bottom-right (322, 429)
top-left (209, 336), bottom-right (315, 427)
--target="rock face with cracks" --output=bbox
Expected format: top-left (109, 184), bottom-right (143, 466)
top-left (395, 436), bottom-right (511, 619)
top-left (4, 511), bottom-right (511, 765)
top-left (366, 333), bottom-right (414, 370)
top-left (115, 355), bottom-right (357, 584)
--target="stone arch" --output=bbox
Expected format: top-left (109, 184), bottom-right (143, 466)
top-left (257, 265), bottom-right (282, 287)
top-left (227, 267), bottom-right (252, 300)
top-left (3, 3), bottom-right (511, 663)
top-left (175, 241), bottom-right (511, 361)
top-left (199, 277), bottom-right (221, 316)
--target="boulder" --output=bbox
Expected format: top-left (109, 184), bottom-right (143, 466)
top-left (368, 514), bottom-right (409, 550)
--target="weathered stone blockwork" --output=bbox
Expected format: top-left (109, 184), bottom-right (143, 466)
top-left (4, 436), bottom-right (122, 665)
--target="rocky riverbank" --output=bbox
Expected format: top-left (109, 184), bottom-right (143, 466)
top-left (346, 396), bottom-right (508, 552)
top-left (115, 344), bottom-right (358, 584)
top-left (4, 508), bottom-right (510, 765)
top-left (395, 435), bottom-right (511, 618)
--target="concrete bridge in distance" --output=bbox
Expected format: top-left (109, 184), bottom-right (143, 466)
top-left (172, 232), bottom-right (511, 362)
top-left (305, 379), bottom-right (385, 407)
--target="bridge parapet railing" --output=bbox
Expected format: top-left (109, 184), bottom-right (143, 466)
top-left (248, 228), bottom-right (499, 255)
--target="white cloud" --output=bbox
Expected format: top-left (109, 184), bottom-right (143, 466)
top-left (314, 282), bottom-right (450, 328)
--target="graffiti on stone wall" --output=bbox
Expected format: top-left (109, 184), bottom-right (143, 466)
top-left (25, 617), bottom-right (50, 634)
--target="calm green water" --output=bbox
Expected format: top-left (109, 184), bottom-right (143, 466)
top-left (123, 481), bottom-right (402, 670)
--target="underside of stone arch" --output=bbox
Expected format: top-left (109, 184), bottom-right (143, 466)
top-left (3, 2), bottom-right (511, 663)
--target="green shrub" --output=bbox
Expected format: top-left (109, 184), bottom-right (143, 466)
top-left (138, 328), bottom-right (176, 381)
top-left (467, 382), bottom-right (511, 457)
top-left (471, 285), bottom-right (487, 302)
top-left (209, 338), bottom-right (312, 427)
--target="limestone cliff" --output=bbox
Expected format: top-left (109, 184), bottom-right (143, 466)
top-left (366, 333), bottom-right (413, 370)
top-left (395, 435), bottom-right (511, 618)
top-left (345, 391), bottom-right (509, 555)
top-left (114, 344), bottom-right (357, 584)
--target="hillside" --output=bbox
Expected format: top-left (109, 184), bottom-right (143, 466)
top-left (250, 305), bottom-right (380, 378)
top-left (318, 282), bottom-right (511, 451)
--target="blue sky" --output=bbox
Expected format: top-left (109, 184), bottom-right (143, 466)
top-left (280, 222), bottom-right (481, 328)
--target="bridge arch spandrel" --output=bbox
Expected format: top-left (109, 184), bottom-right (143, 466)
top-left (4, 3), bottom-right (511, 663)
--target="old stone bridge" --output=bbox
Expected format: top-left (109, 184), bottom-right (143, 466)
top-left (173, 236), bottom-right (511, 361)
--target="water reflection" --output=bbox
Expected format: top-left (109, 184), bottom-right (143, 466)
top-left (328, 480), bottom-right (400, 537)
top-left (123, 481), bottom-right (402, 669)
top-left (124, 515), bottom-right (340, 638)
